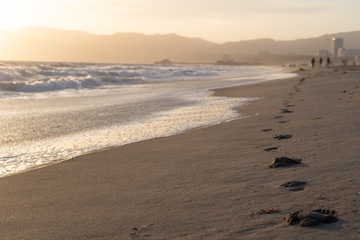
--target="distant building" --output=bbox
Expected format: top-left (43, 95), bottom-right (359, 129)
top-left (319, 49), bottom-right (330, 57)
top-left (332, 38), bottom-right (344, 58)
top-left (337, 48), bottom-right (347, 58)
top-left (355, 56), bottom-right (360, 65)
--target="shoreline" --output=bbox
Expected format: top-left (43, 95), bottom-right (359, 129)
top-left (0, 64), bottom-right (293, 178)
top-left (0, 67), bottom-right (359, 239)
top-left (0, 66), bottom-right (294, 179)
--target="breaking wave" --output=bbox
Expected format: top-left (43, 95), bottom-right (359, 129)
top-left (0, 62), bottom-right (237, 93)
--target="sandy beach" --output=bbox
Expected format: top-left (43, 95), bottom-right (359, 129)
top-left (0, 67), bottom-right (359, 239)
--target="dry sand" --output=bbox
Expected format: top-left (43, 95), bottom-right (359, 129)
top-left (0, 67), bottom-right (359, 239)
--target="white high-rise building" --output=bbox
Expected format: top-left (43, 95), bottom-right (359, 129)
top-left (332, 38), bottom-right (344, 58)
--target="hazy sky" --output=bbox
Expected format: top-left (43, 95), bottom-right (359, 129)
top-left (0, 0), bottom-right (359, 43)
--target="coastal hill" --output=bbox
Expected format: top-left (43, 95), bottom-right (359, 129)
top-left (0, 27), bottom-right (359, 64)
top-left (218, 32), bottom-right (360, 56)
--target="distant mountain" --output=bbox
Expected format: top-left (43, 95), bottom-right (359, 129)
top-left (218, 32), bottom-right (360, 56)
top-left (0, 27), bottom-right (359, 64)
top-left (0, 27), bottom-right (217, 63)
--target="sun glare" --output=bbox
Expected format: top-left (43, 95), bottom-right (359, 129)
top-left (0, 0), bottom-right (45, 30)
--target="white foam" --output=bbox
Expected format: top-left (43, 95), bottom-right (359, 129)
top-left (0, 91), bottom-right (250, 177)
top-left (0, 62), bottom-right (279, 95)
top-left (0, 63), bottom-right (297, 177)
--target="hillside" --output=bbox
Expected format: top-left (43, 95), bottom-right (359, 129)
top-left (219, 32), bottom-right (360, 56)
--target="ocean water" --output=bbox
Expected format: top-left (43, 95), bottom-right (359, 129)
top-left (0, 62), bottom-right (296, 177)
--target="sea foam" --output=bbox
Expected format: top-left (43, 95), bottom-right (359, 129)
top-left (0, 62), bottom-right (237, 95)
top-left (0, 62), bottom-right (297, 177)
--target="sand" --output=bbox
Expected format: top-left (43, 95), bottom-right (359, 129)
top-left (0, 67), bottom-right (359, 239)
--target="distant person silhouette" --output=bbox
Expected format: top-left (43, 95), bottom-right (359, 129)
top-left (327, 57), bottom-right (331, 67)
top-left (319, 57), bottom-right (323, 68)
top-left (311, 58), bottom-right (315, 68)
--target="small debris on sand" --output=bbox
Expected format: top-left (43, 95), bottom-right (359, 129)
top-left (257, 208), bottom-right (277, 215)
top-left (269, 157), bottom-right (302, 168)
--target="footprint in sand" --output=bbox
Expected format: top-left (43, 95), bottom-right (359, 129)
top-left (294, 86), bottom-right (301, 92)
top-left (264, 146), bottom-right (279, 152)
top-left (283, 99), bottom-right (290, 104)
top-left (273, 134), bottom-right (292, 140)
top-left (269, 156), bottom-right (302, 168)
top-left (281, 181), bottom-right (307, 191)
top-left (281, 109), bottom-right (293, 113)
top-left (285, 209), bottom-right (337, 227)
top-left (284, 104), bottom-right (295, 108)
top-left (130, 224), bottom-right (154, 237)
top-left (298, 77), bottom-right (306, 86)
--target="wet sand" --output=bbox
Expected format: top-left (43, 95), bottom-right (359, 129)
top-left (0, 67), bottom-right (359, 239)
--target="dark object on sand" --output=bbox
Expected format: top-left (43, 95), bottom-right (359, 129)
top-left (281, 181), bottom-right (307, 191)
top-left (285, 209), bottom-right (338, 227)
top-left (273, 134), bottom-right (292, 140)
top-left (262, 128), bottom-right (273, 132)
top-left (269, 157), bottom-right (301, 168)
top-left (264, 147), bottom-right (279, 152)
